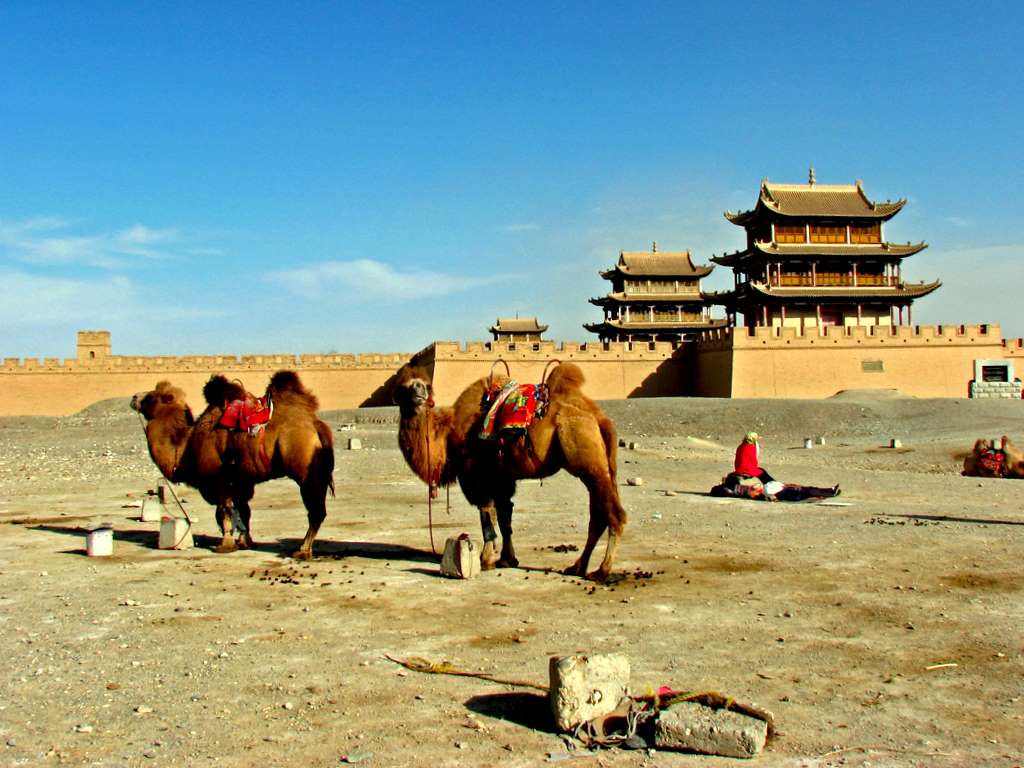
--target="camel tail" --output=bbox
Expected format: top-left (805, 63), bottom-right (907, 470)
top-left (267, 370), bottom-right (320, 410)
top-left (599, 414), bottom-right (619, 484)
top-left (203, 374), bottom-right (246, 407)
top-left (546, 362), bottom-right (585, 396)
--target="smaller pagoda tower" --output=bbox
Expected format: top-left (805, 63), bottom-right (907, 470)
top-left (489, 317), bottom-right (548, 342)
top-left (585, 244), bottom-right (726, 343)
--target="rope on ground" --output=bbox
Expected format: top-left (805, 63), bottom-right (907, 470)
top-left (383, 655), bottom-right (548, 692)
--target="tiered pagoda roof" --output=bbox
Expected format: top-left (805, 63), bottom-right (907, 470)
top-left (489, 317), bottom-right (548, 335)
top-left (712, 240), bottom-right (927, 268)
top-left (724, 179), bottom-right (906, 226)
top-left (601, 250), bottom-right (713, 279)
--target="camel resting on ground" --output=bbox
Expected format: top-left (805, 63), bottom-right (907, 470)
top-left (131, 371), bottom-right (335, 558)
top-left (962, 436), bottom-right (1024, 478)
top-left (393, 361), bottom-right (627, 581)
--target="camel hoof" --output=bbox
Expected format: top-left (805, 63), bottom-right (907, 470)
top-left (236, 536), bottom-right (253, 550)
top-left (214, 541), bottom-right (238, 554)
top-left (496, 557), bottom-right (519, 569)
top-left (291, 549), bottom-right (313, 561)
top-left (480, 559), bottom-right (498, 571)
top-left (562, 563), bottom-right (584, 578)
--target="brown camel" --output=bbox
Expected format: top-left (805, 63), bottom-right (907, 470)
top-left (393, 361), bottom-right (627, 581)
top-left (962, 436), bottom-right (1024, 478)
top-left (131, 371), bottom-right (335, 558)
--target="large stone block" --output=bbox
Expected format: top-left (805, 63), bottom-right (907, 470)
top-left (548, 652), bottom-right (630, 732)
top-left (654, 701), bottom-right (768, 758)
top-left (440, 535), bottom-right (480, 579)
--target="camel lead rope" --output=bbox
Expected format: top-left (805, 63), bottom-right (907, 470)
top-left (425, 428), bottom-right (436, 556)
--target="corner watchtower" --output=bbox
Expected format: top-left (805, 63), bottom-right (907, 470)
top-left (77, 330), bottom-right (111, 361)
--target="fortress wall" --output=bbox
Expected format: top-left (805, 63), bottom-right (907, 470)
top-left (0, 353), bottom-right (408, 417)
top-left (693, 324), bottom-right (1011, 398)
top-left (427, 340), bottom-right (684, 403)
top-left (4, 327), bottom-right (1020, 416)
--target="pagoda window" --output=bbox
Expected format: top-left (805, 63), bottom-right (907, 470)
top-left (810, 225), bottom-right (845, 243)
top-left (850, 223), bottom-right (881, 243)
top-left (775, 224), bottom-right (805, 243)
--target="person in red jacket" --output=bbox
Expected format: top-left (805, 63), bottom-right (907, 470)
top-left (734, 431), bottom-right (773, 483)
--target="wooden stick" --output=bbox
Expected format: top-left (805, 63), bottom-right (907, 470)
top-left (925, 662), bottom-right (959, 671)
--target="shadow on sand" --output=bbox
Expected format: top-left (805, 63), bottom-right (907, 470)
top-left (22, 523), bottom-right (443, 562)
top-left (464, 692), bottom-right (556, 734)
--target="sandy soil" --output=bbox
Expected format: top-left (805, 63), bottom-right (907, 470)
top-left (0, 393), bottom-right (1022, 768)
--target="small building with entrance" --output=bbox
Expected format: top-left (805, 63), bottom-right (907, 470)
top-left (585, 245), bottom-right (726, 343)
top-left (713, 170), bottom-right (940, 330)
top-left (489, 317), bottom-right (548, 343)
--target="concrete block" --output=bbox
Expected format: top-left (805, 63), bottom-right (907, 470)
top-left (158, 517), bottom-right (193, 550)
top-left (548, 652), bottom-right (630, 732)
top-left (347, 438), bottom-right (362, 450)
top-left (654, 701), bottom-right (768, 758)
top-left (440, 535), bottom-right (480, 579)
top-left (140, 496), bottom-right (163, 522)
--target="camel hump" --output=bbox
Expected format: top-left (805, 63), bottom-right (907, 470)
top-left (203, 375), bottom-right (246, 407)
top-left (545, 362), bottom-right (585, 395)
top-left (267, 370), bottom-right (320, 410)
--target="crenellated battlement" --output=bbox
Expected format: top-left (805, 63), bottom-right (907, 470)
top-left (692, 323), bottom-right (1005, 351)
top-left (432, 339), bottom-right (680, 361)
top-left (0, 349), bottom-right (410, 374)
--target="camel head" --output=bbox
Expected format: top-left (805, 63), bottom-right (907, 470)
top-left (392, 364), bottom-right (433, 418)
top-left (131, 381), bottom-right (195, 425)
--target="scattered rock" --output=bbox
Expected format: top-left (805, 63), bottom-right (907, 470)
top-left (549, 652), bottom-right (630, 732)
top-left (655, 702), bottom-right (768, 758)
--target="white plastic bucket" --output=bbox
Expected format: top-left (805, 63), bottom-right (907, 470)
top-left (87, 527), bottom-right (113, 557)
top-left (159, 516), bottom-right (193, 550)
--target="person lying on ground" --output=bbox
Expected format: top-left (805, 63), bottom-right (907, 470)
top-left (710, 472), bottom-right (840, 502)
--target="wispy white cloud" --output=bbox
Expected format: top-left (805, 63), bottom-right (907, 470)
top-left (0, 217), bottom-right (181, 268)
top-left (945, 216), bottom-right (973, 228)
top-left (0, 269), bottom-right (228, 330)
top-left (267, 258), bottom-right (510, 302)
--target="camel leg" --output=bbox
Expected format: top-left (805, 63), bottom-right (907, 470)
top-left (563, 474), bottom-right (627, 582)
top-left (495, 495), bottom-right (519, 568)
top-left (478, 503), bottom-right (500, 570)
top-left (586, 480), bottom-right (627, 582)
top-left (234, 498), bottom-right (254, 550)
top-left (292, 479), bottom-right (327, 560)
top-left (564, 508), bottom-right (606, 579)
top-left (214, 501), bottom-right (238, 553)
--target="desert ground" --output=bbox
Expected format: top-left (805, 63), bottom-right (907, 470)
top-left (0, 391), bottom-right (1022, 768)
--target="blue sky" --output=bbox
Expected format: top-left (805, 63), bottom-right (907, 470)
top-left (2, 1), bottom-right (1022, 358)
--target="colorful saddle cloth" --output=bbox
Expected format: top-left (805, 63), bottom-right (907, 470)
top-left (479, 380), bottom-right (547, 441)
top-left (978, 448), bottom-right (1006, 475)
top-left (219, 394), bottom-right (273, 435)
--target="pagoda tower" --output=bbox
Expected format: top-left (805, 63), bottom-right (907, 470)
top-left (585, 244), bottom-right (726, 343)
top-left (713, 171), bottom-right (940, 330)
top-left (489, 317), bottom-right (548, 343)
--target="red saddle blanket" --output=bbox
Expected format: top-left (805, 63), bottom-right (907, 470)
top-left (978, 449), bottom-right (1005, 474)
top-left (479, 380), bottom-right (547, 441)
top-left (219, 394), bottom-right (272, 433)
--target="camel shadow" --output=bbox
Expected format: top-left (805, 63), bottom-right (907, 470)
top-left (464, 692), bottom-right (556, 734)
top-left (25, 523), bottom-right (284, 554)
top-left (24, 524), bottom-right (444, 560)
top-left (279, 539), bottom-right (440, 563)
